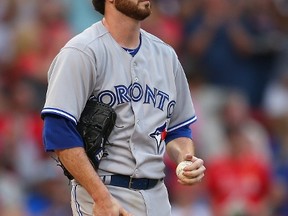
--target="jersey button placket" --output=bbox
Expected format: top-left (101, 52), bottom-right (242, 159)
top-left (134, 169), bottom-right (139, 178)
top-left (130, 59), bottom-right (142, 171)
top-left (131, 61), bottom-right (139, 83)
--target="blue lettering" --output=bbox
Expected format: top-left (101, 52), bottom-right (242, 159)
top-left (167, 100), bottom-right (176, 118)
top-left (96, 84), bottom-right (175, 116)
top-left (115, 85), bottom-right (131, 104)
top-left (144, 85), bottom-right (157, 107)
top-left (130, 83), bottom-right (143, 102)
top-left (157, 91), bottom-right (169, 111)
top-left (97, 90), bottom-right (116, 107)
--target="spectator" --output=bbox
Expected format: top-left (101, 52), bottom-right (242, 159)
top-left (184, 0), bottom-right (280, 108)
top-left (221, 90), bottom-right (273, 163)
top-left (205, 125), bottom-right (273, 216)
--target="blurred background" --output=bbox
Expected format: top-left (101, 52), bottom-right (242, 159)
top-left (0, 0), bottom-right (287, 215)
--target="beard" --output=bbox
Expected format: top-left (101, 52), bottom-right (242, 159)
top-left (115, 0), bottom-right (152, 21)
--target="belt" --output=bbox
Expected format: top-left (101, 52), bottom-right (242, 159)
top-left (103, 175), bottom-right (163, 190)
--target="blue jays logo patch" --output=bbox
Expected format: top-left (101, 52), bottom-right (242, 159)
top-left (150, 122), bottom-right (168, 154)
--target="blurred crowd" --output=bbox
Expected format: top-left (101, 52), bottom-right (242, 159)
top-left (0, 0), bottom-right (287, 215)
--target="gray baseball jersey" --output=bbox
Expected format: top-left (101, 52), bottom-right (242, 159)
top-left (42, 21), bottom-right (196, 180)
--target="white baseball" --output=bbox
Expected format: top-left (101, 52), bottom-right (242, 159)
top-left (176, 160), bottom-right (193, 180)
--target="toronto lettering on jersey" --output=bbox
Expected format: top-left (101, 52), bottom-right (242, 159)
top-left (96, 83), bottom-right (176, 118)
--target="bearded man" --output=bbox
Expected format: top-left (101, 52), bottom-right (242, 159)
top-left (41, 0), bottom-right (206, 215)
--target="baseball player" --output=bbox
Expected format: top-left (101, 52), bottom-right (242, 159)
top-left (41, 0), bottom-right (206, 215)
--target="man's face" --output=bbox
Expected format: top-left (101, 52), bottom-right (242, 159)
top-left (115, 0), bottom-right (152, 21)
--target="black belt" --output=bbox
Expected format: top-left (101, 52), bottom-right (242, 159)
top-left (104, 175), bottom-right (162, 190)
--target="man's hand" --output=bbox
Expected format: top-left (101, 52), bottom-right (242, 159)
top-left (93, 195), bottom-right (133, 216)
top-left (176, 154), bottom-right (206, 185)
top-left (166, 137), bottom-right (206, 185)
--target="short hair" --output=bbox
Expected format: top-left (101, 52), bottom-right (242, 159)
top-left (92, 0), bottom-right (105, 15)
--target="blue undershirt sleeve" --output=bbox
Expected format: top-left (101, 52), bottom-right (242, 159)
top-left (43, 114), bottom-right (84, 152)
top-left (165, 124), bottom-right (192, 144)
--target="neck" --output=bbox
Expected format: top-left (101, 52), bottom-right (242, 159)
top-left (102, 14), bottom-right (141, 49)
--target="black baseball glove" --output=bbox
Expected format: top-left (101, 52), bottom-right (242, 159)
top-left (57, 99), bottom-right (117, 180)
